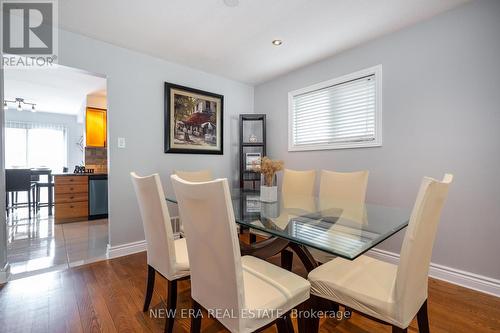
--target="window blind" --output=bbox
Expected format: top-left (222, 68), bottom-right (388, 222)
top-left (291, 74), bottom-right (376, 148)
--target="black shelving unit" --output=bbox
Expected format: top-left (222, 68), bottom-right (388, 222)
top-left (239, 114), bottom-right (266, 190)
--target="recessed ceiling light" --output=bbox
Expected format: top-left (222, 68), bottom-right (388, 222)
top-left (223, 0), bottom-right (239, 7)
top-left (272, 39), bottom-right (283, 46)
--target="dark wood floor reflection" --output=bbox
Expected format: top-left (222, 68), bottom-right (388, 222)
top-left (1, 237), bottom-right (499, 332)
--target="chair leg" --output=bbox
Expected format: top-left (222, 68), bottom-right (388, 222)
top-left (281, 249), bottom-right (293, 271)
top-left (285, 314), bottom-right (294, 332)
top-left (6, 192), bottom-right (9, 217)
top-left (298, 296), bottom-right (320, 333)
top-left (165, 279), bottom-right (178, 333)
top-left (143, 265), bottom-right (156, 312)
top-left (276, 317), bottom-right (290, 333)
top-left (190, 299), bottom-right (202, 333)
top-left (417, 300), bottom-right (430, 333)
top-left (249, 233), bottom-right (257, 244)
top-left (392, 326), bottom-right (407, 333)
top-left (36, 186), bottom-right (40, 211)
top-left (33, 187), bottom-right (37, 213)
top-left (276, 315), bottom-right (293, 333)
top-left (28, 190), bottom-right (31, 220)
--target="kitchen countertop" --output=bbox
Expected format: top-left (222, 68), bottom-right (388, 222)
top-left (53, 172), bottom-right (108, 177)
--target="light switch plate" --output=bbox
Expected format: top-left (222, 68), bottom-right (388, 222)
top-left (117, 137), bottom-right (126, 148)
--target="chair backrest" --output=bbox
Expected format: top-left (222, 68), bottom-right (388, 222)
top-left (318, 170), bottom-right (369, 222)
top-left (174, 169), bottom-right (213, 182)
top-left (6, 169), bottom-right (32, 192)
top-left (319, 170), bottom-right (369, 203)
top-left (130, 172), bottom-right (177, 279)
top-left (282, 169), bottom-right (316, 196)
top-left (395, 174), bottom-right (453, 321)
top-left (171, 175), bottom-right (244, 332)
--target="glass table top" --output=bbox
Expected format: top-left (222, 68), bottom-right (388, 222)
top-left (167, 188), bottom-right (409, 260)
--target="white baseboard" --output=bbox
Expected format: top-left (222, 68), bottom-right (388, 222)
top-left (106, 218), bottom-right (181, 259)
top-left (107, 240), bottom-right (147, 259)
top-left (367, 248), bottom-right (500, 298)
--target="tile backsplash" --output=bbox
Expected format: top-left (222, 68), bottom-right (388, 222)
top-left (85, 147), bottom-right (107, 173)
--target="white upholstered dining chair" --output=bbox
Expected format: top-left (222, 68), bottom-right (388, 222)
top-left (173, 169), bottom-right (214, 235)
top-left (319, 169), bottom-right (369, 203)
top-left (280, 168), bottom-right (317, 269)
top-left (171, 175), bottom-right (310, 333)
top-left (130, 172), bottom-right (190, 333)
top-left (307, 174), bottom-right (453, 333)
top-left (282, 169), bottom-right (316, 196)
top-left (174, 169), bottom-right (213, 182)
top-left (309, 170), bottom-right (370, 263)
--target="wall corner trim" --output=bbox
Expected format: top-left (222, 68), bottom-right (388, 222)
top-left (0, 263), bottom-right (11, 284)
top-left (107, 240), bottom-right (147, 259)
top-left (367, 248), bottom-right (500, 298)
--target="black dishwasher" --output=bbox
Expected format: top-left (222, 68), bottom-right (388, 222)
top-left (88, 174), bottom-right (108, 219)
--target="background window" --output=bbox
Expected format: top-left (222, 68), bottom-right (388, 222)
top-left (5, 127), bottom-right (27, 168)
top-left (288, 65), bottom-right (382, 151)
top-left (5, 121), bottom-right (67, 172)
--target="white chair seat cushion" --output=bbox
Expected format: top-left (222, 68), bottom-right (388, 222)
top-left (173, 238), bottom-right (190, 276)
top-left (240, 255), bottom-right (310, 332)
top-left (308, 255), bottom-right (412, 328)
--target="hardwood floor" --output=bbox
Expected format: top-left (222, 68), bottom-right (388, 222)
top-left (1, 250), bottom-right (499, 332)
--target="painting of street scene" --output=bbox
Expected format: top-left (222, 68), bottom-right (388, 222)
top-left (165, 83), bottom-right (223, 154)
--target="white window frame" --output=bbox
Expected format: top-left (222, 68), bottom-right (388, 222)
top-left (288, 65), bottom-right (382, 151)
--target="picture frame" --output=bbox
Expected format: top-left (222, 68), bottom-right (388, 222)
top-left (245, 152), bottom-right (261, 170)
top-left (245, 195), bottom-right (261, 213)
top-left (164, 82), bottom-right (224, 154)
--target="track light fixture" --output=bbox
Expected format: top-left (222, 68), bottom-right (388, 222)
top-left (4, 98), bottom-right (36, 112)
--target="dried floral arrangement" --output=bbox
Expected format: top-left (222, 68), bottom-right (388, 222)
top-left (252, 156), bottom-right (284, 186)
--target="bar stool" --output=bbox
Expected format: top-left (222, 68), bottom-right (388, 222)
top-left (6, 169), bottom-right (37, 220)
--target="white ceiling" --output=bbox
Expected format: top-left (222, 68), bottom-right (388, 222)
top-left (59, 0), bottom-right (469, 84)
top-left (4, 65), bottom-right (106, 115)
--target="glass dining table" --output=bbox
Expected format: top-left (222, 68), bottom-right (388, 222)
top-left (167, 188), bottom-right (409, 272)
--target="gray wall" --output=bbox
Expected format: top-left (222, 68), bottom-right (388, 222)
top-left (57, 29), bottom-right (254, 247)
top-left (254, 0), bottom-right (500, 280)
top-left (4, 110), bottom-right (84, 169)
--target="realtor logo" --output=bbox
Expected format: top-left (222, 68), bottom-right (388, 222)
top-left (2, 0), bottom-right (58, 68)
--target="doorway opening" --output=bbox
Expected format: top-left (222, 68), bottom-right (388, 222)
top-left (4, 65), bottom-right (109, 279)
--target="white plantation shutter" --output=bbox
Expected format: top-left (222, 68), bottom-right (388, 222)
top-left (289, 67), bottom-right (381, 151)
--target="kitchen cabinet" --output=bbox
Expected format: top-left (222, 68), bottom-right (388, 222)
top-left (86, 107), bottom-right (107, 147)
top-left (54, 175), bottom-right (88, 223)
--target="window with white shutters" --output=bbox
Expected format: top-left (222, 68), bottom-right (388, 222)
top-left (288, 66), bottom-right (382, 151)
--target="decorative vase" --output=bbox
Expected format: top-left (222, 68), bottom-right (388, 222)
top-left (261, 201), bottom-right (279, 218)
top-left (260, 185), bottom-right (278, 203)
top-left (260, 174), bottom-right (278, 203)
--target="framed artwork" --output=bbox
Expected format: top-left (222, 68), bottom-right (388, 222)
top-left (164, 82), bottom-right (224, 154)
